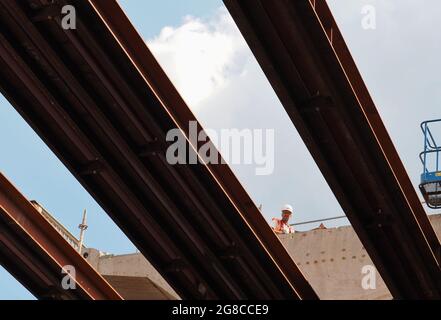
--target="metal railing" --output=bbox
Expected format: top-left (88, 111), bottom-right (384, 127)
top-left (420, 119), bottom-right (441, 182)
top-left (31, 201), bottom-right (86, 253)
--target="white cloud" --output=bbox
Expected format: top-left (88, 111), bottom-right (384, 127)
top-left (147, 9), bottom-right (249, 107)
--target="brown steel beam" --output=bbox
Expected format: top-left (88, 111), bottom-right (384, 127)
top-left (88, 0), bottom-right (317, 299)
top-left (0, 0), bottom-right (317, 299)
top-left (0, 172), bottom-right (122, 300)
top-left (224, 0), bottom-right (441, 299)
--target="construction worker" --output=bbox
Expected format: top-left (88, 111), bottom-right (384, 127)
top-left (272, 204), bottom-right (295, 234)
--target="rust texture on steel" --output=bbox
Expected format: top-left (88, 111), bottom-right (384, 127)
top-left (224, 0), bottom-right (441, 299)
top-left (0, 0), bottom-right (317, 299)
top-left (0, 172), bottom-right (122, 300)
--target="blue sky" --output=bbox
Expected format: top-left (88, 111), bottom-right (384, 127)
top-left (1, 0), bottom-right (441, 300)
top-left (119, 0), bottom-right (221, 38)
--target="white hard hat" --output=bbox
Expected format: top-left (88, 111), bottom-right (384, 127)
top-left (281, 204), bottom-right (293, 214)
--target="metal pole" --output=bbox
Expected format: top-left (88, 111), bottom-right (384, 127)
top-left (424, 124), bottom-right (428, 176)
top-left (78, 209), bottom-right (88, 254)
top-left (290, 215), bottom-right (347, 227)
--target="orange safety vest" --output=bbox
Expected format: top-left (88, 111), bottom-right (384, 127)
top-left (272, 218), bottom-right (295, 234)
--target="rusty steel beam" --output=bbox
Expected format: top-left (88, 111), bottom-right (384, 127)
top-left (224, 0), bottom-right (441, 299)
top-left (0, 0), bottom-right (317, 299)
top-left (0, 172), bottom-right (122, 300)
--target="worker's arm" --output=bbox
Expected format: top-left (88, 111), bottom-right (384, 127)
top-left (272, 218), bottom-right (282, 233)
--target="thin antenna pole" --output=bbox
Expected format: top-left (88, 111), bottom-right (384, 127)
top-left (78, 209), bottom-right (88, 254)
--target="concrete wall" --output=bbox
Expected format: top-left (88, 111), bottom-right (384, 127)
top-left (279, 214), bottom-right (441, 300)
top-left (102, 275), bottom-right (176, 300)
top-left (84, 248), bottom-right (179, 300)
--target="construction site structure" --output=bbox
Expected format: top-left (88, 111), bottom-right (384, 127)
top-left (33, 199), bottom-right (441, 300)
top-left (0, 0), bottom-right (440, 300)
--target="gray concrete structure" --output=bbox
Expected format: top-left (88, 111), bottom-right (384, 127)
top-left (83, 248), bottom-right (179, 300)
top-left (279, 214), bottom-right (441, 300)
